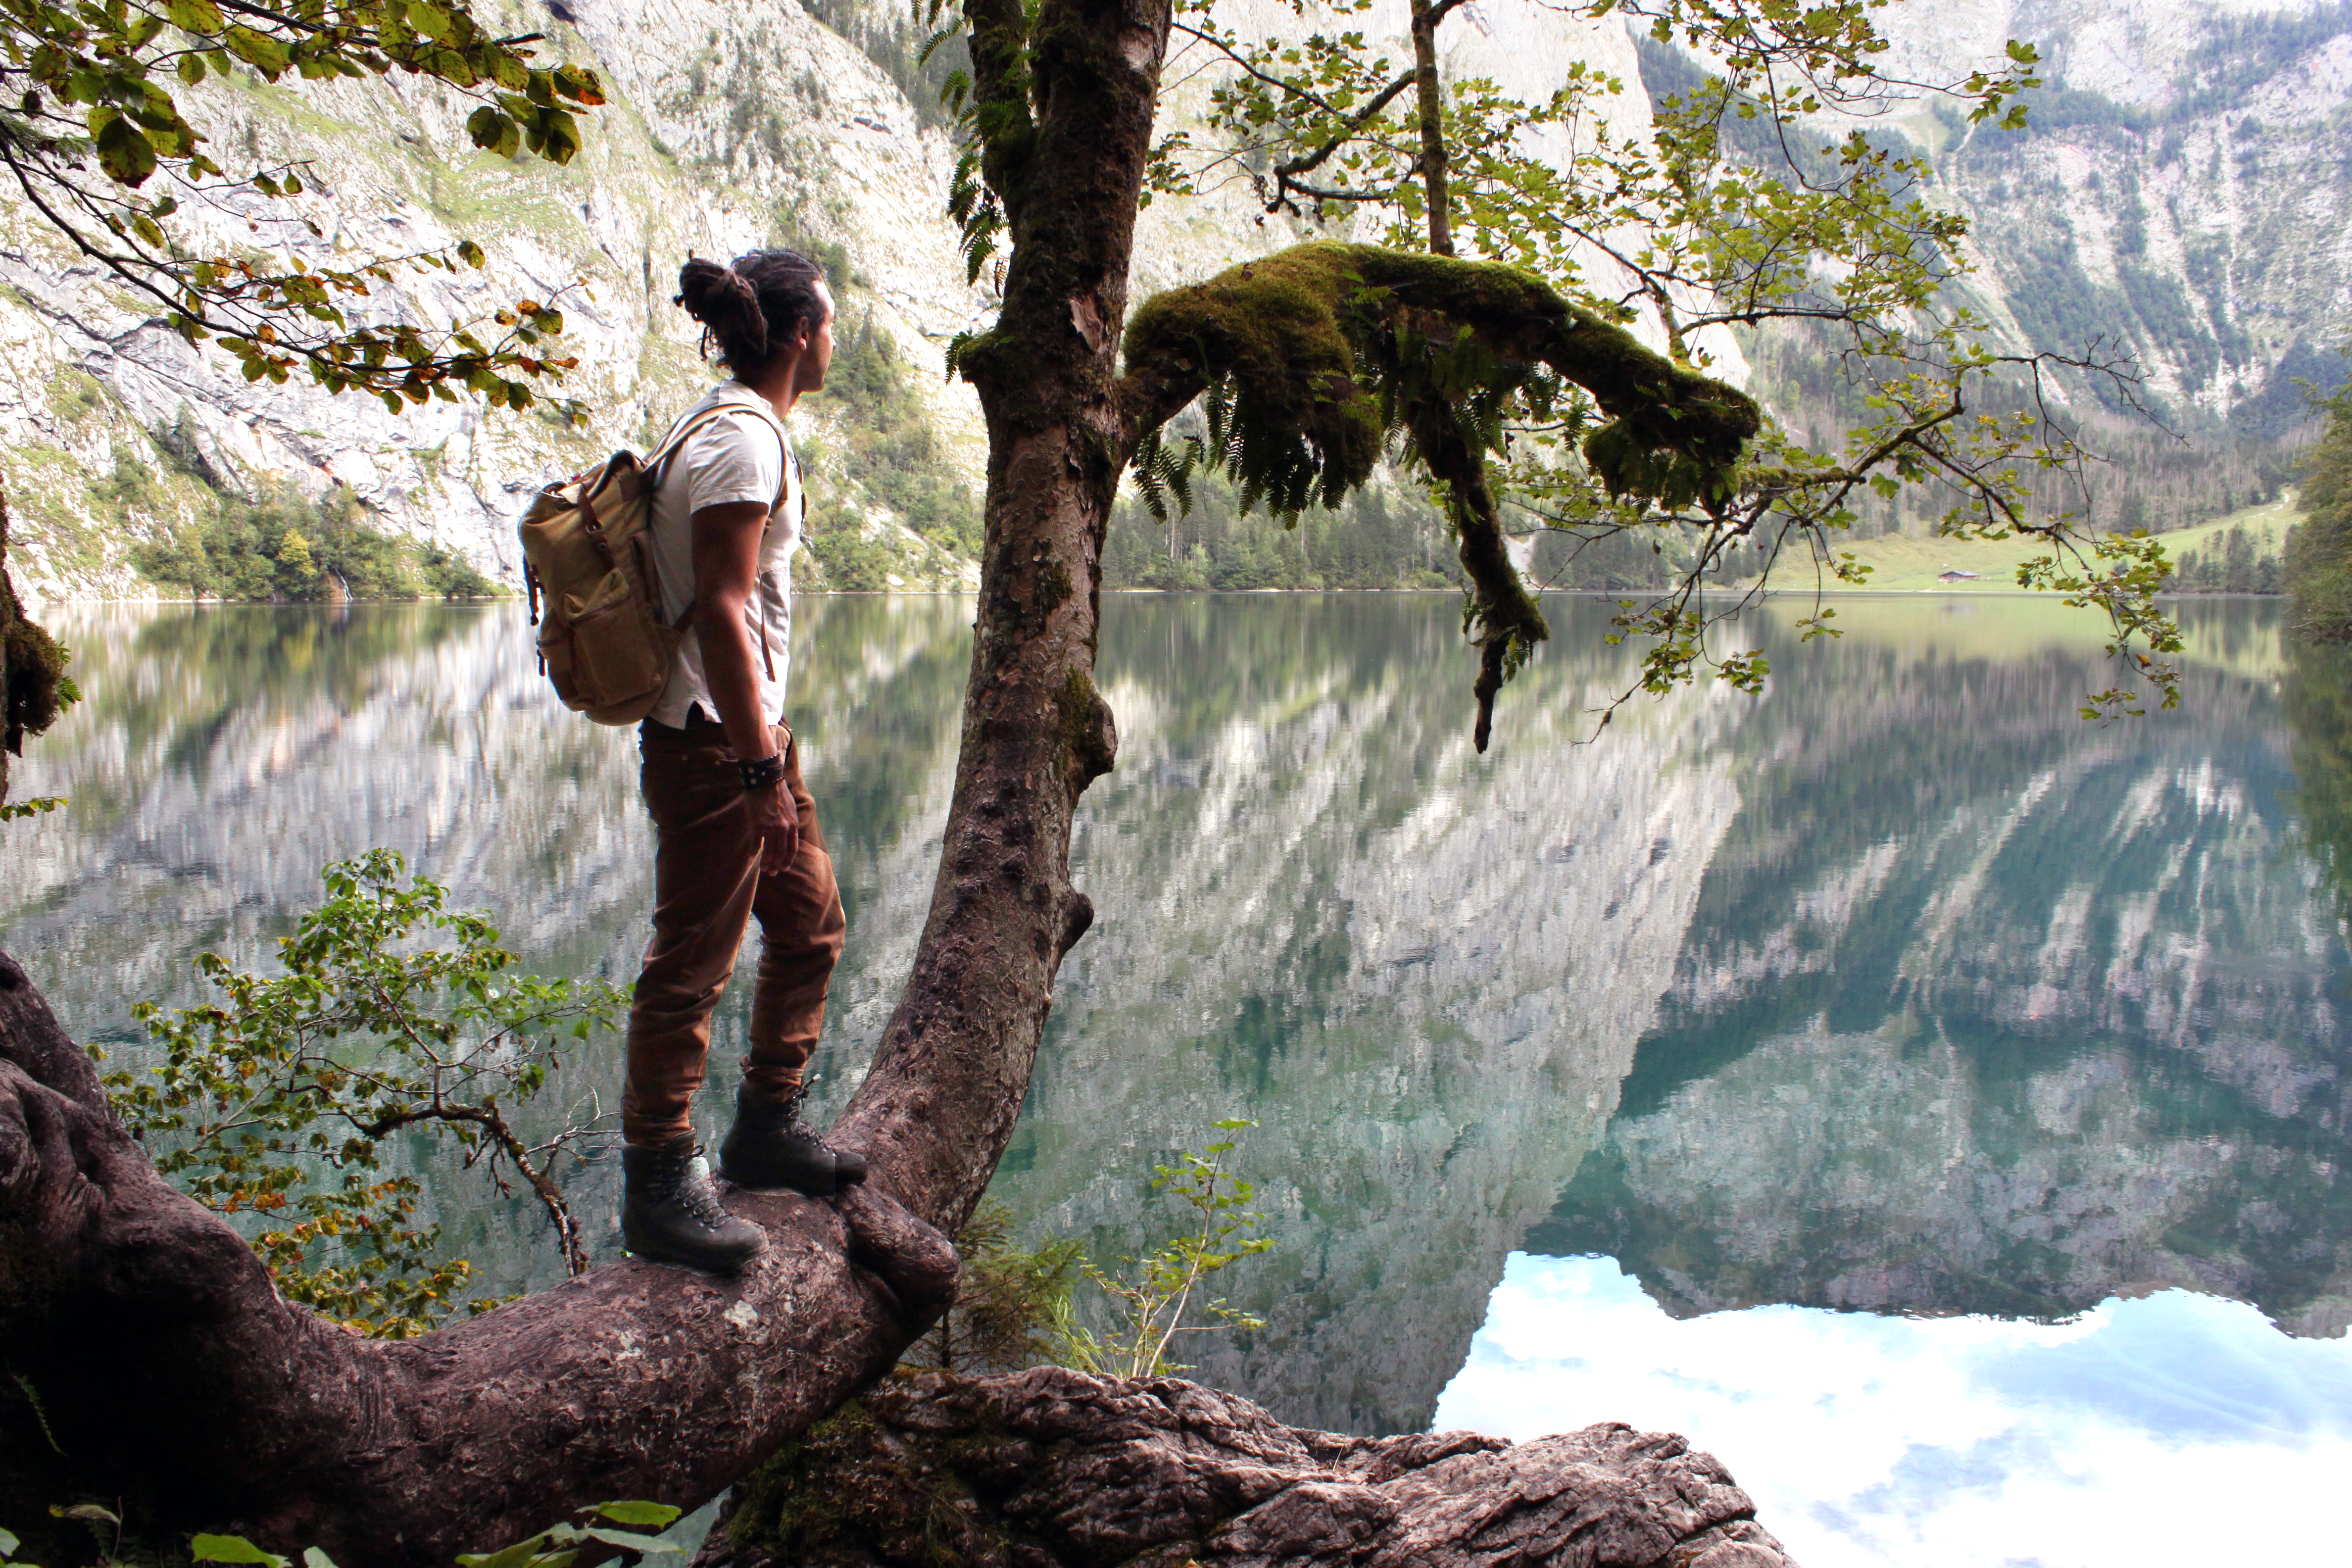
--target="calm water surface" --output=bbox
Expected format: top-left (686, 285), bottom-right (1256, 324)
top-left (6, 593), bottom-right (2350, 1568)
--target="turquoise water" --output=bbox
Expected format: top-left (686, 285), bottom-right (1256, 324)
top-left (5, 593), bottom-right (2348, 1567)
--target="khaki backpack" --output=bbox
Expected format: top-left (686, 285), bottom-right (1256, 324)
top-left (517, 401), bottom-right (787, 725)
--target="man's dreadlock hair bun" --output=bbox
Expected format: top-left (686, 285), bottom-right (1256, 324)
top-left (675, 250), bottom-right (828, 377)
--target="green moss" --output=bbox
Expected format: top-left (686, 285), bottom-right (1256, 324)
top-left (0, 483), bottom-right (78, 792)
top-left (1038, 559), bottom-right (1073, 617)
top-left (2, 608), bottom-right (70, 740)
top-left (1121, 241), bottom-right (1759, 521)
top-left (1124, 243), bottom-right (1389, 515)
top-left (725, 1397), bottom-right (1006, 1568)
top-left (1057, 664), bottom-right (1112, 780)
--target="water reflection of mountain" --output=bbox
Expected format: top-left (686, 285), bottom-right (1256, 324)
top-left (1531, 607), bottom-right (2352, 1339)
top-left (973, 596), bottom-right (1738, 1437)
top-left (10, 594), bottom-right (2343, 1447)
top-left (11, 596), bottom-right (1729, 1438)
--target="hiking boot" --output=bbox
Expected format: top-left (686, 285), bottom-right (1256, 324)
top-left (621, 1136), bottom-right (767, 1274)
top-left (717, 1084), bottom-right (869, 1197)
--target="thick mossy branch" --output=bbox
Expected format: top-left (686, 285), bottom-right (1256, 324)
top-left (0, 479), bottom-right (74, 789)
top-left (1118, 243), bottom-right (1757, 749)
top-left (1119, 241), bottom-right (1759, 513)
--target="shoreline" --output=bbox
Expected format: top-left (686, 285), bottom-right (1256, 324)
top-left (18, 586), bottom-right (2294, 607)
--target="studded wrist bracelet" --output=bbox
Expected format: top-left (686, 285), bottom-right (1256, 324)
top-left (738, 753), bottom-right (786, 792)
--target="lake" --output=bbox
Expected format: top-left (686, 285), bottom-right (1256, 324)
top-left (6, 592), bottom-right (2350, 1568)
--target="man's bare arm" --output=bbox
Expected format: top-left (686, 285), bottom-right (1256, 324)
top-left (691, 498), bottom-right (799, 875)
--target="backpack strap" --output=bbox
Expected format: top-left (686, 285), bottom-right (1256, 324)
top-left (647, 398), bottom-right (791, 507)
top-left (642, 401), bottom-right (763, 480)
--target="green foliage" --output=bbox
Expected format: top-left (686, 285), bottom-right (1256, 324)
top-left (2289, 377), bottom-right (2352, 640)
top-left (900, 1201), bottom-right (1085, 1376)
top-left (2172, 525), bottom-right (2286, 594)
top-left (802, 503), bottom-right (897, 592)
top-left (795, 296), bottom-right (980, 588)
top-left (451, 1502), bottom-right (686, 1568)
top-left (100, 850), bottom-right (628, 1336)
top-left (0, 0), bottom-right (602, 411)
top-left (2014, 531), bottom-right (2186, 719)
top-left (1101, 474), bottom-right (1455, 590)
top-left (133, 484), bottom-right (499, 601)
top-left (1050, 1120), bottom-right (1275, 1380)
top-left (815, 310), bottom-right (980, 556)
top-left (1125, 0), bottom-right (2182, 722)
top-left (0, 796), bottom-right (63, 823)
top-left (3, 1503), bottom-right (683, 1568)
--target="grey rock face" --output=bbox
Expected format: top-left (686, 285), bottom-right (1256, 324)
top-left (696, 1368), bottom-right (1795, 1568)
top-left (7, 0), bottom-right (2346, 600)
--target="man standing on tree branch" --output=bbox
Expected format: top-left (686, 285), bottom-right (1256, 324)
top-left (621, 249), bottom-right (866, 1273)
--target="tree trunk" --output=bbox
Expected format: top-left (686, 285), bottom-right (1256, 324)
top-left (1409, 0), bottom-right (1454, 259)
top-left (688, 1369), bottom-right (1798, 1568)
top-left (827, 0), bottom-right (1170, 1235)
top-left (0, 946), bottom-right (959, 1563)
top-left (0, 0), bottom-right (1170, 1559)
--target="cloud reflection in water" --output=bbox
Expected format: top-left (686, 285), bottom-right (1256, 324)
top-left (1435, 1253), bottom-right (2352, 1567)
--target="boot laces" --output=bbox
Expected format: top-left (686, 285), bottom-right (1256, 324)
top-left (677, 1152), bottom-right (734, 1230)
top-left (751, 1087), bottom-right (830, 1149)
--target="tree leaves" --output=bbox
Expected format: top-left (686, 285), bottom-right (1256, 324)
top-left (102, 851), bottom-right (628, 1336)
top-left (89, 107), bottom-right (158, 184)
top-left (1144, 0), bottom-right (2178, 724)
top-left (6, 0), bottom-right (609, 413)
top-left (466, 103), bottom-right (521, 156)
top-left (222, 24), bottom-right (294, 77)
top-left (165, 0), bottom-right (227, 31)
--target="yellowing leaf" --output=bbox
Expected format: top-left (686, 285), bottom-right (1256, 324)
top-left (90, 108), bottom-right (159, 185)
top-left (222, 25), bottom-right (292, 77)
top-left (405, 1), bottom-right (455, 42)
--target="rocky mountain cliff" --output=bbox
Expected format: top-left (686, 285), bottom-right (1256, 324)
top-left (1906, 0), bottom-right (2352, 435)
top-left (3, 0), bottom-right (2345, 600)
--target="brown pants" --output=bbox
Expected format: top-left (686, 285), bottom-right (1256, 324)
top-left (622, 715), bottom-right (846, 1148)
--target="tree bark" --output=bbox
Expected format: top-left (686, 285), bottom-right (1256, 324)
top-left (827, 0), bottom-right (1170, 1236)
top-left (1409, 0), bottom-right (1454, 259)
top-left (0, 0), bottom-right (1173, 1560)
top-left (0, 945), bottom-right (959, 1564)
top-left (690, 1368), bottom-right (1798, 1568)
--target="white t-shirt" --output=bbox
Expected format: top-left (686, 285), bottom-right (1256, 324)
top-left (643, 381), bottom-right (803, 729)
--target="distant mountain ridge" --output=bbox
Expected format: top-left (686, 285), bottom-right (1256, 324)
top-left (1, 0), bottom-right (2344, 598)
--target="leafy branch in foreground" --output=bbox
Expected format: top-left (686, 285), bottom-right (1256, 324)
top-left (97, 850), bottom-right (628, 1337)
top-left (1134, 0), bottom-right (2181, 729)
top-left (12, 1501), bottom-right (683, 1568)
top-left (0, 0), bottom-right (604, 413)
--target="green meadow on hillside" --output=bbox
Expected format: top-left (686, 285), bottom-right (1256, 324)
top-left (1741, 494), bottom-right (2299, 594)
